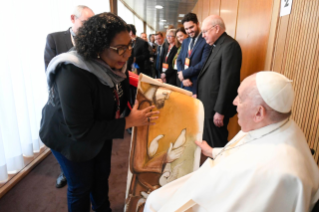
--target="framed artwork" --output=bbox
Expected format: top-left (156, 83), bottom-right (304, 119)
top-left (125, 74), bottom-right (204, 212)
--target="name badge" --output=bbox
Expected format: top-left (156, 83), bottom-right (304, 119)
top-left (174, 59), bottom-right (178, 70)
top-left (162, 63), bottom-right (169, 72)
top-left (184, 58), bottom-right (190, 70)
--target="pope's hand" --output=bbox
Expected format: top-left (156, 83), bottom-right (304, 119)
top-left (166, 143), bottom-right (184, 163)
top-left (125, 100), bottom-right (159, 129)
top-left (195, 140), bottom-right (213, 158)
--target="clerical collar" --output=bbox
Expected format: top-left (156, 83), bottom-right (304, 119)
top-left (246, 118), bottom-right (290, 140)
top-left (213, 32), bottom-right (226, 46)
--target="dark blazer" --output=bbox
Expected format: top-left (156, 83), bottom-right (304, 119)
top-left (197, 32), bottom-right (242, 118)
top-left (128, 37), bottom-right (150, 75)
top-left (155, 42), bottom-right (168, 77)
top-left (177, 35), bottom-right (211, 94)
top-left (163, 45), bottom-right (178, 85)
top-left (40, 64), bottom-right (129, 162)
top-left (44, 28), bottom-right (73, 71)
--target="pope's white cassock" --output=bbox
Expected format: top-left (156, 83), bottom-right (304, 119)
top-left (144, 71), bottom-right (319, 212)
top-left (145, 119), bottom-right (319, 212)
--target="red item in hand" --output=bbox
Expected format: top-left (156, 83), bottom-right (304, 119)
top-left (128, 71), bottom-right (138, 87)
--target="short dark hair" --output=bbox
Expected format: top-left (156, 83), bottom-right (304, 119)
top-left (148, 34), bottom-right (153, 40)
top-left (154, 32), bottom-right (163, 37)
top-left (128, 24), bottom-right (136, 35)
top-left (182, 13), bottom-right (198, 25)
top-left (75, 13), bottom-right (128, 60)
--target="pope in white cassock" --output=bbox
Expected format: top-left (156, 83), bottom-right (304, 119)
top-left (144, 71), bottom-right (319, 212)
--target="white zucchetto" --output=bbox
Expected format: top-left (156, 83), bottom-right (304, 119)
top-left (256, 71), bottom-right (294, 113)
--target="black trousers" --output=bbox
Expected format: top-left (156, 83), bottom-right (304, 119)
top-left (203, 115), bottom-right (230, 148)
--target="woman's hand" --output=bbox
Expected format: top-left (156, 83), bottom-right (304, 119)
top-left (125, 100), bottom-right (159, 129)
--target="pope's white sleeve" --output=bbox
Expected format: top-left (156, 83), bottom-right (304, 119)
top-left (212, 148), bottom-right (223, 159)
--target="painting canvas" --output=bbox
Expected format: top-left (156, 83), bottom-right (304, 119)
top-left (124, 74), bottom-right (204, 212)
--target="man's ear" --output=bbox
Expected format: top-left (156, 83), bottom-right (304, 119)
top-left (71, 15), bottom-right (76, 24)
top-left (254, 105), bottom-right (266, 123)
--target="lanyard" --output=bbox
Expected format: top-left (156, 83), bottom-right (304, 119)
top-left (165, 45), bottom-right (174, 62)
top-left (113, 85), bottom-right (120, 119)
top-left (188, 32), bottom-right (201, 57)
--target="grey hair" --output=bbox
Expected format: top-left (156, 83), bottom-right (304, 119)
top-left (210, 17), bottom-right (226, 30)
top-left (73, 5), bottom-right (91, 18)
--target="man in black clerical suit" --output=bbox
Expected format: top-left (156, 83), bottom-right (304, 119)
top-left (197, 15), bottom-right (242, 149)
top-left (43, 5), bottom-right (94, 187)
top-left (127, 24), bottom-right (150, 76)
top-left (44, 6), bottom-right (94, 71)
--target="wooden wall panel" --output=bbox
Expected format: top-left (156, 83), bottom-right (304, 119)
top-left (210, 0), bottom-right (220, 16)
top-left (271, 15), bottom-right (290, 72)
top-left (236, 0), bottom-right (273, 81)
top-left (196, 0), bottom-right (203, 24)
top-left (219, 0), bottom-right (238, 38)
top-left (202, 0), bottom-right (211, 21)
top-left (271, 0), bottom-right (319, 165)
top-left (264, 0), bottom-right (281, 70)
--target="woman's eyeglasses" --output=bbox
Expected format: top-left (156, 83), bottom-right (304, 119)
top-left (109, 41), bottom-right (135, 56)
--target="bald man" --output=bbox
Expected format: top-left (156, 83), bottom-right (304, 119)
top-left (44, 5), bottom-right (94, 71)
top-left (144, 71), bottom-right (319, 212)
top-left (197, 15), bottom-right (242, 149)
top-left (44, 5), bottom-right (94, 188)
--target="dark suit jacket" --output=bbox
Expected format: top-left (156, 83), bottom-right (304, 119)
top-left (177, 35), bottom-right (211, 94)
top-left (164, 45), bottom-right (178, 85)
top-left (197, 32), bottom-right (242, 118)
top-left (155, 42), bottom-right (168, 76)
top-left (128, 37), bottom-right (150, 75)
top-left (40, 64), bottom-right (129, 162)
top-left (44, 28), bottom-right (73, 71)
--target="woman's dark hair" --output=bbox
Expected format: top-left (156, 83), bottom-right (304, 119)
top-left (75, 12), bottom-right (128, 59)
top-left (182, 13), bottom-right (198, 24)
top-left (175, 27), bottom-right (187, 48)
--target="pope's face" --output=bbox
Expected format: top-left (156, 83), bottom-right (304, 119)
top-left (233, 78), bottom-right (257, 132)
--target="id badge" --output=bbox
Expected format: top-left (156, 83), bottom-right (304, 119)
top-left (174, 60), bottom-right (178, 70)
top-left (162, 63), bottom-right (169, 72)
top-left (184, 58), bottom-right (190, 70)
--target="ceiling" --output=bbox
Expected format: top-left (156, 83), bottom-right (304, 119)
top-left (121, 0), bottom-right (198, 31)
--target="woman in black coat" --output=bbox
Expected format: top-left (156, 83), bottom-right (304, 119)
top-left (160, 29), bottom-right (178, 86)
top-left (40, 13), bottom-right (158, 212)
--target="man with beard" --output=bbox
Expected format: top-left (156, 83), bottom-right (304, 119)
top-left (176, 13), bottom-right (211, 94)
